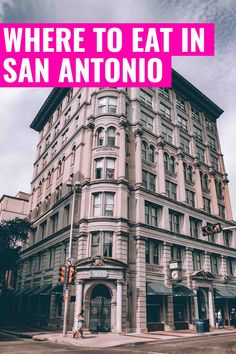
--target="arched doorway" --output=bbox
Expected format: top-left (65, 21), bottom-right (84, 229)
top-left (89, 284), bottom-right (111, 332)
top-left (197, 289), bottom-right (208, 319)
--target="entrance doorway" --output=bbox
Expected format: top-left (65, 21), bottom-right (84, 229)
top-left (89, 284), bottom-right (111, 332)
top-left (197, 289), bottom-right (208, 319)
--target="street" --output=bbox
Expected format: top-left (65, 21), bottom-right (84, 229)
top-left (1, 331), bottom-right (236, 354)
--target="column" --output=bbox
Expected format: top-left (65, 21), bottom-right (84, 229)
top-left (116, 232), bottom-right (128, 264)
top-left (73, 280), bottom-right (84, 330)
top-left (194, 160), bottom-right (204, 209)
top-left (157, 138), bottom-right (166, 195)
top-left (118, 117), bottom-right (127, 179)
top-left (185, 247), bottom-right (193, 288)
top-left (134, 125), bottom-right (143, 186)
top-left (193, 290), bottom-right (199, 321)
top-left (163, 242), bottom-right (172, 287)
top-left (135, 236), bottom-right (147, 333)
top-left (221, 255), bottom-right (227, 277)
top-left (209, 170), bottom-right (219, 216)
top-left (84, 117), bottom-right (95, 180)
top-left (203, 251), bottom-right (211, 272)
top-left (208, 289), bottom-right (215, 327)
top-left (177, 150), bottom-right (186, 202)
top-left (116, 280), bottom-right (123, 332)
top-left (223, 175), bottom-right (233, 221)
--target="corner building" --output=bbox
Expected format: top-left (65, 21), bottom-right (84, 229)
top-left (18, 71), bottom-right (236, 332)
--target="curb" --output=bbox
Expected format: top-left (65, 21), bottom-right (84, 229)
top-left (0, 329), bottom-right (33, 339)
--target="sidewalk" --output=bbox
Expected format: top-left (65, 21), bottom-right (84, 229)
top-left (32, 326), bottom-right (236, 348)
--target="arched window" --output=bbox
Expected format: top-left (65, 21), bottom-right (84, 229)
top-left (107, 127), bottom-right (116, 146)
top-left (125, 134), bottom-right (129, 155)
top-left (188, 165), bottom-right (193, 182)
top-left (184, 163), bottom-right (192, 182)
top-left (183, 162), bottom-right (187, 180)
top-left (216, 180), bottom-right (223, 197)
top-left (170, 156), bottom-right (175, 173)
top-left (141, 141), bottom-right (147, 160)
top-left (164, 152), bottom-right (169, 171)
top-left (71, 145), bottom-right (76, 165)
top-left (97, 128), bottom-right (104, 146)
top-left (149, 145), bottom-right (155, 163)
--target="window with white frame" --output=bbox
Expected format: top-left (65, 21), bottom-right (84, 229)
top-left (107, 127), bottom-right (116, 146)
top-left (191, 106), bottom-right (200, 121)
top-left (205, 118), bottom-right (214, 132)
top-left (145, 201), bottom-right (161, 227)
top-left (140, 89), bottom-right (153, 108)
top-left (180, 135), bottom-right (190, 154)
top-left (166, 180), bottom-right (177, 200)
top-left (91, 231), bottom-right (113, 257)
top-left (176, 95), bottom-right (185, 111)
top-left (95, 158), bottom-right (115, 179)
top-left (98, 97), bottom-right (117, 114)
top-left (160, 103), bottom-right (171, 120)
top-left (93, 192), bottom-right (115, 216)
top-left (140, 111), bottom-right (154, 131)
top-left (142, 170), bottom-right (156, 191)
top-left (177, 115), bottom-right (188, 131)
top-left (162, 125), bottom-right (173, 144)
top-left (145, 239), bottom-right (161, 265)
top-left (194, 126), bottom-right (203, 141)
top-left (208, 136), bottom-right (216, 150)
top-left (169, 210), bottom-right (181, 233)
top-left (186, 189), bottom-right (195, 207)
top-left (97, 128), bottom-right (105, 146)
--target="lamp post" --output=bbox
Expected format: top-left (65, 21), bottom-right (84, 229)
top-left (63, 181), bottom-right (80, 336)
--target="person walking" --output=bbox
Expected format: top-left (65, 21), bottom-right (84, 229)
top-left (73, 311), bottom-right (85, 339)
top-left (217, 309), bottom-right (224, 328)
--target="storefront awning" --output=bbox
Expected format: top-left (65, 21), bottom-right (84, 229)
top-left (16, 287), bottom-right (31, 296)
top-left (23, 286), bottom-right (40, 296)
top-left (147, 282), bottom-right (172, 296)
top-left (47, 284), bottom-right (63, 295)
top-left (173, 284), bottom-right (196, 297)
top-left (31, 284), bottom-right (52, 296)
top-left (215, 287), bottom-right (236, 298)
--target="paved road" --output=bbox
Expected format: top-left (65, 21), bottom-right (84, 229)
top-left (1, 331), bottom-right (236, 354)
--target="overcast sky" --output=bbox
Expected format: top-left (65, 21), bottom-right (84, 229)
top-left (0, 0), bottom-right (235, 218)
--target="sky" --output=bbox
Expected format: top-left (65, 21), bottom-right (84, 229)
top-left (0, 0), bottom-right (236, 218)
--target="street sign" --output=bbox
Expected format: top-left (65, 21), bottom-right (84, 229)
top-left (66, 258), bottom-right (75, 266)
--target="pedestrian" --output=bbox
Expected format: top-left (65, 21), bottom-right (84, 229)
top-left (230, 308), bottom-right (236, 328)
top-left (217, 309), bottom-right (224, 328)
top-left (73, 311), bottom-right (85, 339)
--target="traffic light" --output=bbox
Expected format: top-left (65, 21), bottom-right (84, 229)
top-left (58, 266), bottom-right (66, 284)
top-left (202, 223), bottom-right (222, 236)
top-left (68, 266), bottom-right (76, 285)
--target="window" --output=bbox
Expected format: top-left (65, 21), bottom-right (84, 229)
top-left (226, 258), bottom-right (234, 276)
top-left (208, 136), bottom-right (216, 150)
top-left (191, 106), bottom-right (200, 121)
top-left (196, 146), bottom-right (205, 163)
top-left (215, 181), bottom-right (223, 198)
top-left (159, 88), bottom-right (169, 99)
top-left (50, 213), bottom-right (59, 234)
top-left (141, 141), bottom-right (147, 160)
top-left (203, 197), bottom-right (211, 213)
top-left (62, 129), bottom-right (69, 146)
top-left (39, 221), bottom-right (47, 240)
top-left (145, 202), bottom-right (160, 227)
top-left (107, 127), bottom-right (116, 146)
top-left (200, 172), bottom-right (209, 191)
top-left (206, 118), bottom-right (214, 132)
top-left (140, 89), bottom-right (153, 108)
top-left (35, 254), bottom-right (42, 273)
top-left (162, 125), bottom-right (173, 143)
top-left (47, 170), bottom-right (53, 188)
top-left (193, 250), bottom-right (203, 271)
top-left (146, 239), bottom-right (161, 265)
top-left (194, 126), bottom-right (203, 141)
top-left (218, 204), bottom-right (225, 219)
top-left (211, 155), bottom-right (218, 171)
top-left (183, 163), bottom-right (193, 182)
top-left (211, 254), bottom-right (219, 274)
top-left (169, 210), bottom-right (181, 233)
top-left (97, 128), bottom-right (105, 146)
top-left (142, 170), bottom-right (156, 191)
top-left (57, 158), bottom-right (65, 177)
top-left (66, 89), bottom-right (73, 102)
top-left (48, 248), bottom-right (55, 269)
top-left (93, 192), bottom-right (114, 216)
top-left (178, 115), bottom-right (188, 131)
top-left (166, 180), bottom-right (177, 200)
top-left (164, 153), bottom-right (175, 173)
top-left (190, 217), bottom-right (200, 238)
top-left (91, 231), bottom-right (113, 257)
top-left (36, 202), bottom-right (41, 217)
top-left (223, 231), bottom-right (232, 247)
top-left (57, 103), bottom-right (62, 116)
top-left (71, 146), bottom-right (76, 166)
top-left (176, 95), bottom-right (185, 111)
top-left (55, 184), bottom-right (62, 202)
top-left (140, 111), bottom-right (154, 131)
top-left (45, 194), bottom-right (51, 211)
top-left (95, 158), bottom-right (115, 179)
top-left (171, 245), bottom-right (184, 261)
top-left (64, 108), bottom-right (71, 124)
top-left (206, 223), bottom-right (216, 243)
top-left (186, 189), bottom-right (195, 207)
top-left (149, 146), bottom-right (155, 163)
top-left (63, 204), bottom-right (70, 226)
top-left (45, 134), bottom-right (50, 149)
top-left (142, 142), bottom-right (155, 163)
top-left (98, 97), bottom-right (117, 114)
top-left (51, 143), bottom-right (57, 158)
top-left (180, 136), bottom-right (190, 154)
top-left (77, 94), bottom-right (81, 107)
top-left (160, 103), bottom-right (171, 120)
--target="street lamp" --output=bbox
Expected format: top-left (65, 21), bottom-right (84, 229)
top-left (63, 181), bottom-right (80, 336)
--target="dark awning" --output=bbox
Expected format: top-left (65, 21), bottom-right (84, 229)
top-left (47, 284), bottom-right (63, 295)
top-left (23, 286), bottom-right (40, 296)
top-left (31, 284), bottom-right (52, 296)
top-left (16, 287), bottom-right (31, 296)
top-left (215, 287), bottom-right (236, 298)
top-left (173, 284), bottom-right (196, 297)
top-left (147, 282), bottom-right (172, 296)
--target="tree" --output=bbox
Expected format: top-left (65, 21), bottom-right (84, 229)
top-left (0, 217), bottom-right (32, 290)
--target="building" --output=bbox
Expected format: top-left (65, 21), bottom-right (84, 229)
top-left (0, 191), bottom-right (30, 221)
top-left (16, 71), bottom-right (236, 332)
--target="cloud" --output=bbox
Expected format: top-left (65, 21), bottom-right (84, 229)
top-left (0, 0), bottom-right (236, 217)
